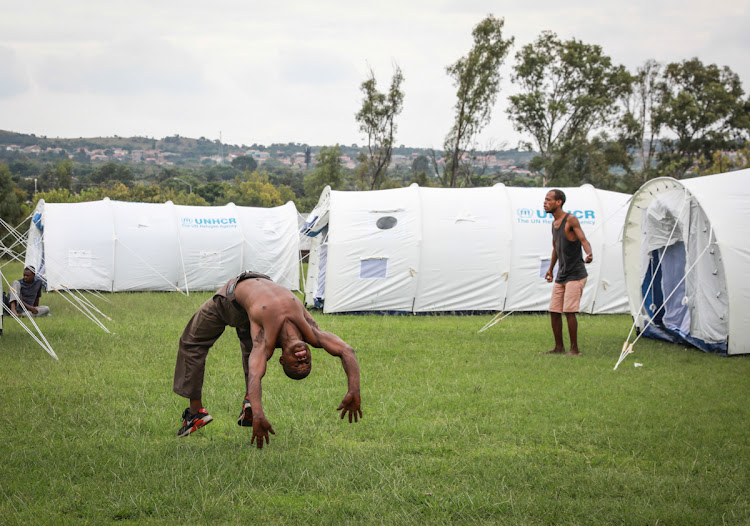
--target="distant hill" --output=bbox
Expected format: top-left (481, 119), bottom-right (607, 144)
top-left (0, 129), bottom-right (538, 171)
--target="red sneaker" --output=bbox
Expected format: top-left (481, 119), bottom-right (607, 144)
top-left (177, 407), bottom-right (213, 437)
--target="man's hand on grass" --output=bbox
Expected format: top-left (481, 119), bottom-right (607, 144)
top-left (337, 392), bottom-right (362, 423)
top-left (251, 415), bottom-right (275, 449)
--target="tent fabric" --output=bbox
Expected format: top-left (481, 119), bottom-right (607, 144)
top-left (303, 183), bottom-right (631, 314)
top-left (26, 199), bottom-right (300, 292)
top-left (622, 170), bottom-right (749, 355)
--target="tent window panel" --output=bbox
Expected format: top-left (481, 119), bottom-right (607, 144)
top-left (539, 258), bottom-right (558, 280)
top-left (360, 258), bottom-right (387, 279)
top-left (199, 251), bottom-right (221, 269)
top-left (69, 249), bottom-right (92, 268)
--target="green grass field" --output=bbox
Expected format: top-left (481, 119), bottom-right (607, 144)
top-left (1, 262), bottom-right (748, 525)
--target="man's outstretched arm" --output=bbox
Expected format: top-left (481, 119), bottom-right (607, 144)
top-left (300, 313), bottom-right (362, 422)
top-left (319, 331), bottom-right (361, 422)
top-left (247, 329), bottom-right (275, 449)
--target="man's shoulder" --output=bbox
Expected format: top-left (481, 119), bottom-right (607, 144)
top-left (565, 213), bottom-right (582, 228)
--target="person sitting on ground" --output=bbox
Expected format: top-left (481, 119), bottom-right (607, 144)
top-left (9, 266), bottom-right (50, 317)
top-left (173, 271), bottom-right (362, 448)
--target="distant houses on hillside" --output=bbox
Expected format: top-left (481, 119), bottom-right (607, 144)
top-left (3, 141), bottom-right (534, 176)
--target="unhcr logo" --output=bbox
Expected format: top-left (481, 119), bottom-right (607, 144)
top-left (180, 217), bottom-right (238, 229)
top-left (517, 208), bottom-right (533, 219)
top-left (515, 208), bottom-right (596, 225)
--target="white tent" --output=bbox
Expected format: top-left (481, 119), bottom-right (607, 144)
top-left (26, 199), bottom-right (300, 292)
top-left (302, 183), bottom-right (631, 314)
top-left (622, 170), bottom-right (750, 356)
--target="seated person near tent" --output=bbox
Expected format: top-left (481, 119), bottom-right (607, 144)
top-left (542, 189), bottom-right (593, 356)
top-left (9, 266), bottom-right (50, 317)
top-left (173, 271), bottom-right (361, 448)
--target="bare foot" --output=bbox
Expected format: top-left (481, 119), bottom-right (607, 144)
top-left (565, 349), bottom-right (581, 356)
top-left (541, 348), bottom-right (566, 354)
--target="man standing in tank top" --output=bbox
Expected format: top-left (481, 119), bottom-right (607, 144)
top-left (542, 189), bottom-right (593, 356)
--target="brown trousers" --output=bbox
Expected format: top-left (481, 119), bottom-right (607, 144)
top-left (173, 276), bottom-right (263, 400)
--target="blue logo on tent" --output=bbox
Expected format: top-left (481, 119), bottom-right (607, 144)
top-left (517, 208), bottom-right (533, 219)
top-left (515, 208), bottom-right (596, 224)
top-left (181, 217), bottom-right (237, 229)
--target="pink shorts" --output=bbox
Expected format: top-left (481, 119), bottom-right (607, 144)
top-left (549, 278), bottom-right (587, 313)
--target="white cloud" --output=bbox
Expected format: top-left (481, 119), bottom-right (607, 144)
top-left (277, 47), bottom-right (359, 86)
top-left (34, 38), bottom-right (208, 96)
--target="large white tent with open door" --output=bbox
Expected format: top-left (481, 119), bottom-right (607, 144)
top-left (25, 199), bottom-right (300, 292)
top-left (622, 170), bottom-right (750, 356)
top-left (302, 183), bottom-right (631, 314)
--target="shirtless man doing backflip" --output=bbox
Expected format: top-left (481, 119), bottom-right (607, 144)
top-left (173, 272), bottom-right (361, 448)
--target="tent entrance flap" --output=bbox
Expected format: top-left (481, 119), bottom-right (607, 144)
top-left (641, 243), bottom-right (727, 353)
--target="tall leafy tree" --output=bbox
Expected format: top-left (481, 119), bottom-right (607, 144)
top-left (54, 158), bottom-right (74, 191)
top-left (231, 155), bottom-right (258, 173)
top-left (654, 58), bottom-right (748, 178)
top-left (355, 65), bottom-right (405, 190)
top-left (616, 60), bottom-right (662, 191)
top-left (38, 163), bottom-right (57, 192)
top-left (507, 31), bottom-right (629, 185)
top-left (304, 145), bottom-right (343, 199)
top-left (444, 15), bottom-right (513, 188)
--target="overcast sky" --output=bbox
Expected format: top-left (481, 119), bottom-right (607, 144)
top-left (1, 0), bottom-right (748, 150)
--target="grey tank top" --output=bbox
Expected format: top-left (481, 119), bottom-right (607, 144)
top-left (552, 213), bottom-right (587, 283)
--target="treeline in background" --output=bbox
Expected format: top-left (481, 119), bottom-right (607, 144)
top-left (1, 15), bottom-right (749, 233)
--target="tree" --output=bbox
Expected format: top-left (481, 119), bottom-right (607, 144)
top-left (195, 181), bottom-right (229, 205)
top-left (616, 60), bottom-right (662, 191)
top-left (410, 154), bottom-right (432, 184)
top-left (231, 155), bottom-right (258, 173)
top-left (55, 158), bottom-right (74, 191)
top-left (33, 188), bottom-right (81, 205)
top-left (89, 162), bottom-right (134, 186)
top-left (507, 31), bottom-right (629, 185)
top-left (203, 164), bottom-right (239, 181)
top-left (304, 145), bottom-right (344, 199)
top-left (158, 167), bottom-right (182, 183)
top-left (444, 15), bottom-right (513, 187)
top-left (654, 58), bottom-right (748, 178)
top-left (700, 146), bottom-right (750, 175)
top-left (219, 173), bottom-right (293, 208)
top-left (38, 164), bottom-right (57, 192)
top-left (0, 163), bottom-right (24, 236)
top-left (355, 65), bottom-right (405, 190)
